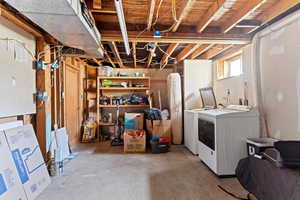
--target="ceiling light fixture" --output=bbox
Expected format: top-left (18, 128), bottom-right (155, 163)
top-left (114, 0), bottom-right (131, 55)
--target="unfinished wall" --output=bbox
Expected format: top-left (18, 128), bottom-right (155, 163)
top-left (212, 10), bottom-right (300, 140)
top-left (258, 11), bottom-right (300, 140)
top-left (0, 16), bottom-right (36, 118)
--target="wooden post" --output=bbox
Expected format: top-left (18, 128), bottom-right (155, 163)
top-left (36, 38), bottom-right (52, 158)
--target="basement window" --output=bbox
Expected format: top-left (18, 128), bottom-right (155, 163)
top-left (217, 54), bottom-right (243, 80)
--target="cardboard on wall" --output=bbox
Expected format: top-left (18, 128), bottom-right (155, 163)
top-left (5, 124), bottom-right (51, 200)
top-left (124, 130), bottom-right (146, 153)
top-left (0, 131), bottom-right (27, 200)
top-left (146, 120), bottom-right (171, 138)
top-left (125, 113), bottom-right (144, 130)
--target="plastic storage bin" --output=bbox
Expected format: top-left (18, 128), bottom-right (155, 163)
top-left (247, 138), bottom-right (278, 156)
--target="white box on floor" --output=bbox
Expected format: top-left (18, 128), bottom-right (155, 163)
top-left (0, 131), bottom-right (27, 200)
top-left (5, 125), bottom-right (51, 200)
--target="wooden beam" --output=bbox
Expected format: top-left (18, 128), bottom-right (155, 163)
top-left (93, 0), bottom-right (102, 9)
top-left (249, 0), bottom-right (300, 33)
top-left (91, 9), bottom-right (116, 14)
top-left (0, 6), bottom-right (43, 37)
top-left (132, 42), bottom-right (137, 68)
top-left (147, 0), bottom-right (156, 30)
top-left (235, 19), bottom-right (261, 28)
top-left (36, 39), bottom-right (52, 158)
top-left (176, 44), bottom-right (201, 62)
top-left (222, 0), bottom-right (267, 33)
top-left (172, 0), bottom-right (196, 32)
top-left (198, 44), bottom-right (234, 59)
top-left (146, 42), bottom-right (158, 68)
top-left (111, 42), bottom-right (124, 68)
top-left (101, 31), bottom-right (251, 44)
top-left (196, 0), bottom-right (226, 33)
top-left (100, 44), bottom-right (116, 68)
top-left (160, 43), bottom-right (179, 66)
top-left (188, 44), bottom-right (215, 59)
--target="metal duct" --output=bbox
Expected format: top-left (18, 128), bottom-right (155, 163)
top-left (5, 0), bottom-right (103, 58)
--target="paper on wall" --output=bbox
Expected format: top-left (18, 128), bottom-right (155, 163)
top-left (5, 125), bottom-right (51, 200)
top-left (0, 131), bottom-right (27, 200)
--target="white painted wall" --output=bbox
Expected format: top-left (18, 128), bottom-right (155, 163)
top-left (184, 60), bottom-right (212, 109)
top-left (0, 16), bottom-right (36, 117)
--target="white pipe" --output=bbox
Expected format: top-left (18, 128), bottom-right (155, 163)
top-left (114, 0), bottom-right (131, 55)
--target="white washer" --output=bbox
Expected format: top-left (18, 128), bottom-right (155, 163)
top-left (196, 108), bottom-right (260, 176)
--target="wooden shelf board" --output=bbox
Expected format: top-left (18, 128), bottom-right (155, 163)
top-left (99, 87), bottom-right (150, 90)
top-left (98, 76), bottom-right (150, 80)
top-left (98, 105), bottom-right (150, 108)
top-left (98, 122), bottom-right (115, 126)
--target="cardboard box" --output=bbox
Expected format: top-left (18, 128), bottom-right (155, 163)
top-left (125, 113), bottom-right (144, 130)
top-left (5, 125), bottom-right (51, 200)
top-left (124, 130), bottom-right (146, 153)
top-left (146, 120), bottom-right (171, 138)
top-left (0, 131), bottom-right (27, 200)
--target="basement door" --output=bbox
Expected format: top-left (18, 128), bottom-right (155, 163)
top-left (65, 65), bottom-right (80, 147)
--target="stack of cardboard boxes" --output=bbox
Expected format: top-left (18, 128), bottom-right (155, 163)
top-left (124, 113), bottom-right (146, 153)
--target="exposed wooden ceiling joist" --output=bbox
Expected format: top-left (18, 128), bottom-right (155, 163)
top-left (196, 0), bottom-right (227, 33)
top-left (132, 42), bottom-right (137, 68)
top-left (236, 20), bottom-right (262, 28)
top-left (146, 42), bottom-right (158, 68)
top-left (101, 31), bottom-right (251, 44)
top-left (249, 0), bottom-right (300, 33)
top-left (160, 43), bottom-right (179, 67)
top-left (176, 44), bottom-right (200, 62)
top-left (93, 0), bottom-right (102, 9)
top-left (222, 0), bottom-right (267, 33)
top-left (172, 0), bottom-right (197, 32)
top-left (100, 44), bottom-right (116, 68)
top-left (147, 0), bottom-right (156, 30)
top-left (111, 42), bottom-right (124, 68)
top-left (198, 44), bottom-right (234, 59)
top-left (188, 44), bottom-right (215, 59)
top-left (91, 9), bottom-right (116, 14)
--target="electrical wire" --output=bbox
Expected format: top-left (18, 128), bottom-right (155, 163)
top-left (0, 38), bottom-right (36, 60)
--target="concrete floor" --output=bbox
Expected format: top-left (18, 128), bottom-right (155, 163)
top-left (37, 143), bottom-right (248, 200)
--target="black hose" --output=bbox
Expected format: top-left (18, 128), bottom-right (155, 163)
top-left (217, 185), bottom-right (251, 200)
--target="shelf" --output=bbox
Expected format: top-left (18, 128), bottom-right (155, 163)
top-left (98, 105), bottom-right (150, 108)
top-left (98, 122), bottom-right (115, 126)
top-left (98, 76), bottom-right (150, 80)
top-left (99, 87), bottom-right (150, 91)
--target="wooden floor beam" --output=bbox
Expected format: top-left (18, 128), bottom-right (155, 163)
top-left (188, 44), bottom-right (215, 59)
top-left (111, 42), bottom-right (124, 68)
top-left (249, 0), bottom-right (300, 33)
top-left (176, 44), bottom-right (200, 62)
top-left (196, 0), bottom-right (227, 33)
top-left (222, 0), bottom-right (267, 33)
top-left (172, 0), bottom-right (197, 32)
top-left (147, 0), bottom-right (156, 30)
top-left (101, 31), bottom-right (251, 44)
top-left (198, 44), bottom-right (234, 60)
top-left (160, 43), bottom-right (179, 67)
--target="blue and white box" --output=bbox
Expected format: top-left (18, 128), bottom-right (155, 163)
top-left (5, 125), bottom-right (51, 200)
top-left (0, 131), bottom-right (27, 200)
